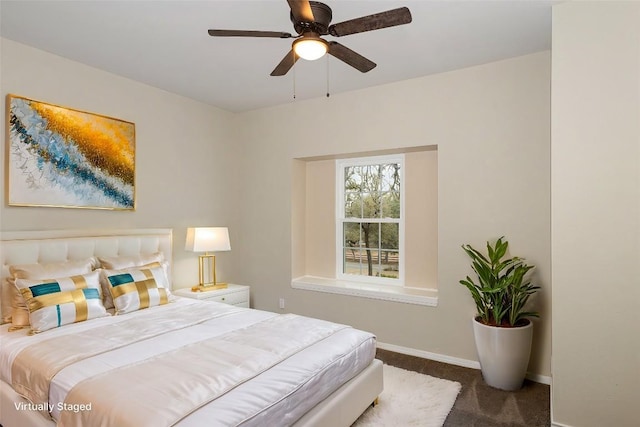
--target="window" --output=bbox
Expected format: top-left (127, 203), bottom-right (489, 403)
top-left (292, 147), bottom-right (437, 306)
top-left (336, 155), bottom-right (404, 285)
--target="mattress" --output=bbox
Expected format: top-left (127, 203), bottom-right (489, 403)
top-left (0, 297), bottom-right (376, 426)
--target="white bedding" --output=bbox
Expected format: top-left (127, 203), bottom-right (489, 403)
top-left (1, 297), bottom-right (376, 427)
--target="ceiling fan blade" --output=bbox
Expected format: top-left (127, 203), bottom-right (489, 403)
top-left (328, 7), bottom-right (412, 37)
top-left (328, 42), bottom-right (376, 73)
top-left (208, 29), bottom-right (293, 38)
top-left (270, 50), bottom-right (299, 76)
top-left (287, 0), bottom-right (315, 22)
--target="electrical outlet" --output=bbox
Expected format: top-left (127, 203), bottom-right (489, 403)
top-left (279, 298), bottom-right (285, 309)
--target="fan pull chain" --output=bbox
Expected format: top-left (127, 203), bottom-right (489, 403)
top-left (293, 54), bottom-right (297, 100)
top-left (326, 55), bottom-right (330, 98)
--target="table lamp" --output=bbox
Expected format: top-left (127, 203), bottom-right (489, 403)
top-left (185, 227), bottom-right (230, 291)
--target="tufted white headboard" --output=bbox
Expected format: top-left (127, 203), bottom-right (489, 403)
top-left (0, 229), bottom-right (173, 321)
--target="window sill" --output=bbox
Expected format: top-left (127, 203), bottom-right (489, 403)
top-left (291, 276), bottom-right (438, 306)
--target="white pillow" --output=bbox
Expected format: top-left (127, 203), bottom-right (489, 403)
top-left (102, 266), bottom-right (170, 315)
top-left (97, 253), bottom-right (164, 270)
top-left (15, 271), bottom-right (109, 333)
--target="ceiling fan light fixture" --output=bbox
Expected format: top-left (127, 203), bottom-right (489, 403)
top-left (208, 1), bottom-right (413, 76)
top-left (293, 36), bottom-right (328, 61)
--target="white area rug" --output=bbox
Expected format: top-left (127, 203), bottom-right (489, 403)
top-left (353, 364), bottom-right (462, 427)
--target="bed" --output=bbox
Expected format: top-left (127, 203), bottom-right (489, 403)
top-left (0, 229), bottom-right (382, 427)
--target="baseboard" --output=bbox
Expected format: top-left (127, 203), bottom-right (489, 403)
top-left (551, 422), bottom-right (573, 427)
top-left (376, 341), bottom-right (551, 385)
top-left (377, 341), bottom-right (481, 369)
top-left (526, 372), bottom-right (552, 385)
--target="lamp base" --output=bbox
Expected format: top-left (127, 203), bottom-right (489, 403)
top-left (191, 283), bottom-right (228, 292)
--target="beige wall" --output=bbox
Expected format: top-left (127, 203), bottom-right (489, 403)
top-left (298, 150), bottom-right (438, 289)
top-left (0, 38), bottom-right (241, 288)
top-left (236, 51), bottom-right (551, 378)
top-left (303, 159), bottom-right (335, 277)
top-left (405, 150), bottom-right (438, 288)
top-left (551, 2), bottom-right (640, 426)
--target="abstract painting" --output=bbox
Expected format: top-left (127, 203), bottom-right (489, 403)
top-left (6, 95), bottom-right (135, 210)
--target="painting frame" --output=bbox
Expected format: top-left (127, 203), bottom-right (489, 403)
top-left (5, 94), bottom-right (136, 210)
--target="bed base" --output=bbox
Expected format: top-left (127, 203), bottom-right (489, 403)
top-left (293, 358), bottom-right (383, 427)
top-left (0, 359), bottom-right (382, 427)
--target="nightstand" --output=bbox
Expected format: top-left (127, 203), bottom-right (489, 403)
top-left (173, 284), bottom-right (250, 308)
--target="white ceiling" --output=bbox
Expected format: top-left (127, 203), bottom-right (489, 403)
top-left (0, 0), bottom-right (554, 112)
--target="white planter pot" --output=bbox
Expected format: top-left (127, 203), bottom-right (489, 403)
top-left (472, 317), bottom-right (533, 391)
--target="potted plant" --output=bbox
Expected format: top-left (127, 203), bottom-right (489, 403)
top-left (459, 237), bottom-right (540, 390)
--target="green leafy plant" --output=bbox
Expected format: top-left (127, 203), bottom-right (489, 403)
top-left (459, 237), bottom-right (540, 327)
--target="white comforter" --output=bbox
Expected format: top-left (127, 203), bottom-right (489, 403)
top-left (0, 298), bottom-right (376, 427)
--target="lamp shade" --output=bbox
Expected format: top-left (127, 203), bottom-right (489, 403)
top-left (185, 227), bottom-right (231, 252)
top-left (293, 36), bottom-right (328, 61)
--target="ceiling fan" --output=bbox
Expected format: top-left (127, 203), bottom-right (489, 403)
top-left (208, 0), bottom-right (412, 76)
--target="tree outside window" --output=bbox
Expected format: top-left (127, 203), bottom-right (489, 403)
top-left (337, 156), bottom-right (403, 284)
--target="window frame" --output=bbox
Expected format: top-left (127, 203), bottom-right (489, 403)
top-left (335, 154), bottom-right (405, 286)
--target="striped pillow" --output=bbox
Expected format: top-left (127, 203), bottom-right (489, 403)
top-left (14, 271), bottom-right (109, 333)
top-left (98, 261), bottom-right (166, 310)
top-left (103, 266), bottom-right (170, 314)
top-left (5, 258), bottom-right (97, 329)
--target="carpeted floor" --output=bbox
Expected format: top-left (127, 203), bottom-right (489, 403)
top-left (375, 348), bottom-right (550, 427)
